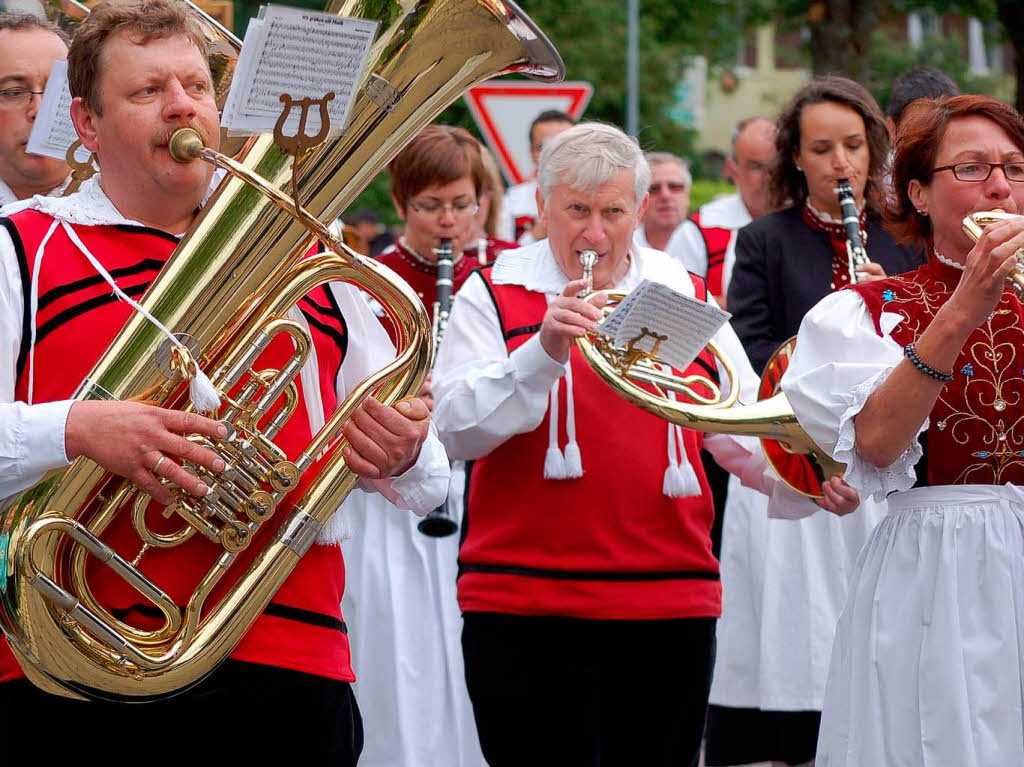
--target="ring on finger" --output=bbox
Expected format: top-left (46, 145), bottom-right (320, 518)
top-left (152, 455), bottom-right (168, 477)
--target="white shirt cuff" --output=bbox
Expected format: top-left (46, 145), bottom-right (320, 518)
top-left (510, 334), bottom-right (568, 387)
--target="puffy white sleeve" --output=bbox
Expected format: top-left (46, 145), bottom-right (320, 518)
top-left (327, 281), bottom-right (450, 515)
top-left (433, 271), bottom-right (566, 461)
top-left (0, 226), bottom-right (73, 502)
top-left (781, 289), bottom-right (921, 501)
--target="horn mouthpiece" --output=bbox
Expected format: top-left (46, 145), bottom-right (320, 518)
top-left (168, 128), bottom-right (204, 163)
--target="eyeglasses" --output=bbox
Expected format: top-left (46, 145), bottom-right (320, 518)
top-left (407, 199), bottom-right (479, 218)
top-left (932, 162), bottom-right (1024, 182)
top-left (0, 87), bottom-right (44, 109)
top-left (649, 182), bottom-right (687, 194)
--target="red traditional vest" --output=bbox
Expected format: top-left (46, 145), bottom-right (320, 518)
top-left (0, 210), bottom-right (355, 683)
top-left (852, 256), bottom-right (1024, 486)
top-left (688, 212), bottom-right (732, 298)
top-left (375, 238), bottom-right (514, 344)
top-left (458, 267), bottom-right (723, 620)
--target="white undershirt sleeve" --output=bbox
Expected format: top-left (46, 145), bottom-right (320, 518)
top-left (433, 271), bottom-right (567, 461)
top-left (327, 281), bottom-right (450, 515)
top-left (0, 226), bottom-right (72, 501)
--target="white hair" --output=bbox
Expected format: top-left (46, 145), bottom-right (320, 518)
top-left (645, 151), bottom-right (692, 188)
top-left (537, 122), bottom-right (650, 210)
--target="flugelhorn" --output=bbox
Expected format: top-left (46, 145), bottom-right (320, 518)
top-left (575, 253), bottom-right (844, 498)
top-left (835, 179), bottom-right (871, 285)
top-left (0, 0), bottom-right (563, 701)
top-left (419, 238), bottom-right (458, 538)
top-left (962, 210), bottom-right (1024, 298)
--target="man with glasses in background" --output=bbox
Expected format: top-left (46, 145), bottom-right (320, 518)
top-left (0, 12), bottom-right (71, 206)
top-left (634, 151), bottom-right (691, 252)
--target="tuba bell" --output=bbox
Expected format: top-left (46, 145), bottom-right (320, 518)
top-left (0, 0), bottom-right (563, 701)
top-left (574, 254), bottom-right (845, 499)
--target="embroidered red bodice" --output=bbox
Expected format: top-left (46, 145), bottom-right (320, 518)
top-left (852, 256), bottom-right (1024, 486)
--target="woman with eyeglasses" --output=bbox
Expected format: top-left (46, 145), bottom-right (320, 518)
top-left (341, 123), bottom-right (493, 767)
top-left (782, 94), bottom-right (1024, 765)
top-left (706, 77), bottom-right (921, 767)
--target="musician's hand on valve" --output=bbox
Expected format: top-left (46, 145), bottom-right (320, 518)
top-left (948, 216), bottom-right (1024, 331)
top-left (815, 476), bottom-right (860, 516)
top-left (539, 279), bottom-right (609, 363)
top-left (854, 262), bottom-right (887, 283)
top-left (341, 395), bottom-right (431, 478)
top-left (64, 401), bottom-right (227, 506)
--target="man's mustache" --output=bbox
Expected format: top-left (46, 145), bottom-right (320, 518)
top-left (154, 122), bottom-right (212, 149)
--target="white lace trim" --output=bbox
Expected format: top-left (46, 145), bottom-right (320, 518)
top-left (805, 197), bottom-right (860, 225)
top-left (932, 248), bottom-right (966, 271)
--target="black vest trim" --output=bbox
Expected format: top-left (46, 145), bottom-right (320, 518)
top-left (458, 562), bottom-right (720, 583)
top-left (262, 602), bottom-right (348, 633)
top-left (693, 355), bottom-right (720, 384)
top-left (301, 310), bottom-right (347, 358)
top-left (110, 602), bottom-right (348, 634)
top-left (322, 286), bottom-right (349, 386)
top-left (2, 218), bottom-right (32, 381)
top-left (35, 283), bottom-right (149, 345)
top-left (504, 323), bottom-right (541, 341)
top-left (37, 258), bottom-right (164, 312)
top-left (476, 269), bottom-right (507, 344)
top-left (111, 224), bottom-right (182, 245)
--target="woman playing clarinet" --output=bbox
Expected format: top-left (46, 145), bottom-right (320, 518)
top-left (784, 94), bottom-right (1024, 766)
top-left (706, 77), bottom-right (921, 767)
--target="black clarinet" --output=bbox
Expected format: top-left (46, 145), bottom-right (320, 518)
top-left (834, 179), bottom-right (870, 284)
top-left (418, 238), bottom-right (458, 537)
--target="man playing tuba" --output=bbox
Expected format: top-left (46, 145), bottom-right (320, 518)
top-left (0, 0), bottom-right (447, 759)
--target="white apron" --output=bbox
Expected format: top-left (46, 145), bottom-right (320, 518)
top-left (817, 484), bottom-right (1024, 767)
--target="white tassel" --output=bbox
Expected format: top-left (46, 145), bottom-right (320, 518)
top-left (561, 359), bottom-right (583, 478)
top-left (663, 460), bottom-right (702, 497)
top-left (563, 441), bottom-right (583, 478)
top-left (544, 446), bottom-right (567, 479)
top-left (189, 367), bottom-right (222, 413)
top-left (61, 219), bottom-right (222, 413)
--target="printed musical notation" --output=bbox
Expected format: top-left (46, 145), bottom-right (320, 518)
top-left (26, 60), bottom-right (87, 162)
top-left (222, 5), bottom-right (378, 136)
top-left (599, 279), bottom-right (731, 372)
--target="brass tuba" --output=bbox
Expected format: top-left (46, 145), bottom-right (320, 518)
top-left (0, 0), bottom-right (563, 701)
top-left (575, 255), bottom-right (845, 499)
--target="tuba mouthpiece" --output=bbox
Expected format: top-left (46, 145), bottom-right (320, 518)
top-left (168, 128), bottom-right (205, 163)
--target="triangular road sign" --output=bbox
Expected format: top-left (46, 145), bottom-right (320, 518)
top-left (465, 81), bottom-right (594, 185)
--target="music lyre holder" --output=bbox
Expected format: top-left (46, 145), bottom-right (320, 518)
top-left (273, 91), bottom-right (336, 210)
top-left (63, 139), bottom-right (97, 196)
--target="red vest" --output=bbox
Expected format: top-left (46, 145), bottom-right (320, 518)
top-left (852, 256), bottom-right (1024, 486)
top-left (458, 267), bottom-right (723, 620)
top-left (375, 239), bottom-right (514, 344)
top-left (689, 212), bottom-right (732, 297)
top-left (1, 209), bottom-right (355, 683)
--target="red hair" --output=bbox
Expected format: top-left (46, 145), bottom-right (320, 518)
top-left (389, 125), bottom-right (486, 212)
top-left (887, 94), bottom-right (1024, 245)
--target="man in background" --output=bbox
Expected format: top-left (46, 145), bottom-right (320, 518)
top-left (885, 66), bottom-right (960, 136)
top-left (501, 108), bottom-right (574, 244)
top-left (668, 116), bottom-right (776, 310)
top-left (0, 12), bottom-right (70, 206)
top-left (633, 151), bottom-right (690, 252)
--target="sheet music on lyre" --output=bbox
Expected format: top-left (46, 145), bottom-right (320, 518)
top-left (26, 60), bottom-right (89, 163)
top-left (221, 5), bottom-right (378, 136)
top-left (597, 279), bottom-right (731, 372)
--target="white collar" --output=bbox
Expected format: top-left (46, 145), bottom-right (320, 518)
top-left (932, 248), bottom-right (965, 271)
top-left (490, 238), bottom-right (696, 298)
top-left (7, 168), bottom-right (227, 228)
top-left (700, 193), bottom-right (752, 230)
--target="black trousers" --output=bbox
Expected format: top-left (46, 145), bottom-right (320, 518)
top-left (0, 660), bottom-right (363, 761)
top-left (462, 612), bottom-right (716, 767)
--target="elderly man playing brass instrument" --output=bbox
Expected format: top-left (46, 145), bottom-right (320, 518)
top-left (432, 121), bottom-right (859, 767)
top-left (0, 0), bottom-right (447, 759)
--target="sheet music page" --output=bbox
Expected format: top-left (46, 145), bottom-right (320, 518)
top-left (26, 60), bottom-right (86, 162)
top-left (597, 279), bottom-right (731, 371)
top-left (221, 5), bottom-right (378, 136)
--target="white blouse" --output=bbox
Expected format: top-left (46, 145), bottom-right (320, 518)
top-left (781, 288), bottom-right (924, 502)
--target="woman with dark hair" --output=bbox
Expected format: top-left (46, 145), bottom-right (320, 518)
top-left (706, 77), bottom-right (921, 767)
top-left (783, 94), bottom-right (1024, 765)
